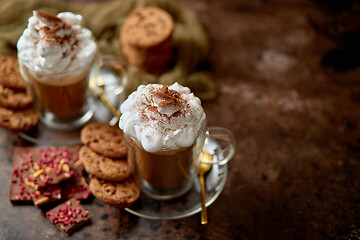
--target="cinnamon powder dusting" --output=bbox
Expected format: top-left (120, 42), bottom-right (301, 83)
top-left (143, 106), bottom-right (158, 120)
top-left (154, 85), bottom-right (184, 108)
top-left (141, 85), bottom-right (185, 120)
top-left (35, 11), bottom-right (74, 49)
top-left (34, 10), bottom-right (62, 24)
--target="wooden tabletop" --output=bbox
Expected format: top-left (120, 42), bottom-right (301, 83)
top-left (1, 0), bottom-right (360, 239)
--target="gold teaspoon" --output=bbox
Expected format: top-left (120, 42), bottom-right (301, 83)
top-left (199, 148), bottom-right (213, 224)
top-left (89, 55), bottom-right (121, 121)
top-left (97, 75), bottom-right (121, 121)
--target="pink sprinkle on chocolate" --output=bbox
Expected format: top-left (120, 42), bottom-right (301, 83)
top-left (46, 197), bottom-right (90, 235)
top-left (54, 169), bottom-right (61, 175)
top-left (11, 146), bottom-right (82, 204)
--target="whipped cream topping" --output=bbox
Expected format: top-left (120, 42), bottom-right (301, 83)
top-left (119, 83), bottom-right (206, 153)
top-left (17, 11), bottom-right (97, 82)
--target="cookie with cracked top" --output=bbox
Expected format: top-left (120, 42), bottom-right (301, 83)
top-left (89, 177), bottom-right (140, 208)
top-left (79, 145), bottom-right (130, 181)
top-left (0, 56), bottom-right (26, 90)
top-left (0, 106), bottom-right (38, 132)
top-left (0, 84), bottom-right (32, 109)
top-left (120, 7), bottom-right (174, 48)
top-left (80, 122), bottom-right (127, 158)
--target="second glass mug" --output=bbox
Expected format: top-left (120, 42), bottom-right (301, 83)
top-left (125, 119), bottom-right (236, 200)
top-left (18, 55), bottom-right (97, 130)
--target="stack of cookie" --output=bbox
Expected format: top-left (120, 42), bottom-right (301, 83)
top-left (0, 56), bottom-right (38, 132)
top-left (80, 122), bottom-right (140, 208)
top-left (120, 7), bottom-right (174, 75)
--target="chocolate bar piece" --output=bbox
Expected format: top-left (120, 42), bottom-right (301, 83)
top-left (29, 184), bottom-right (62, 206)
top-left (10, 148), bottom-right (62, 206)
top-left (10, 146), bottom-right (80, 204)
top-left (61, 168), bottom-right (91, 200)
top-left (46, 198), bottom-right (90, 236)
top-left (22, 147), bottom-right (78, 189)
top-left (9, 148), bottom-right (33, 202)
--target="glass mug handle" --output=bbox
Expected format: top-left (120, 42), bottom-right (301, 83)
top-left (200, 127), bottom-right (236, 165)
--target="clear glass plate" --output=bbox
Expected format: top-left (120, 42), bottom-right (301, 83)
top-left (17, 99), bottom-right (117, 146)
top-left (124, 137), bottom-right (230, 220)
top-left (125, 164), bottom-right (228, 220)
top-left (17, 121), bottom-right (84, 146)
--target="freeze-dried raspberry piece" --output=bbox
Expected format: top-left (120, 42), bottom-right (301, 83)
top-left (46, 198), bottom-right (90, 236)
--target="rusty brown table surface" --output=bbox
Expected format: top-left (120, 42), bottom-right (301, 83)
top-left (1, 0), bottom-right (360, 239)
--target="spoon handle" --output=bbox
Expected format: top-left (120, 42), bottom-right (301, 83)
top-left (99, 93), bottom-right (121, 120)
top-left (199, 173), bottom-right (208, 224)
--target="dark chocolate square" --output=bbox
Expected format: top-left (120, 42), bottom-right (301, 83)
top-left (21, 146), bottom-right (80, 189)
top-left (9, 146), bottom-right (81, 204)
top-left (9, 147), bottom-right (33, 203)
top-left (46, 198), bottom-right (90, 236)
top-left (61, 168), bottom-right (91, 200)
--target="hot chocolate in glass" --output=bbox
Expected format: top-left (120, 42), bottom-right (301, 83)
top-left (119, 83), bottom-right (207, 200)
top-left (17, 11), bottom-right (97, 129)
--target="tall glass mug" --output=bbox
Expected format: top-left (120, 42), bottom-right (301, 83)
top-left (119, 83), bottom-right (235, 200)
top-left (17, 10), bottom-right (97, 130)
top-left (18, 58), bottom-right (96, 130)
top-left (125, 121), bottom-right (207, 200)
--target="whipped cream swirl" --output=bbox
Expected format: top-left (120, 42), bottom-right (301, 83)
top-left (119, 83), bottom-right (206, 153)
top-left (17, 11), bottom-right (97, 81)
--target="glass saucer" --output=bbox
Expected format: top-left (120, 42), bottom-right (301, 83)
top-left (125, 163), bottom-right (228, 220)
top-left (17, 98), bottom-right (113, 146)
top-left (17, 121), bottom-right (83, 146)
top-left (124, 137), bottom-right (229, 220)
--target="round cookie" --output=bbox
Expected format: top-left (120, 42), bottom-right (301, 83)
top-left (120, 7), bottom-right (174, 48)
top-left (120, 7), bottom-right (174, 75)
top-left (0, 56), bottom-right (26, 90)
top-left (80, 122), bottom-right (127, 158)
top-left (89, 177), bottom-right (140, 208)
top-left (79, 146), bottom-right (131, 181)
top-left (0, 106), bottom-right (38, 132)
top-left (0, 84), bottom-right (32, 109)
